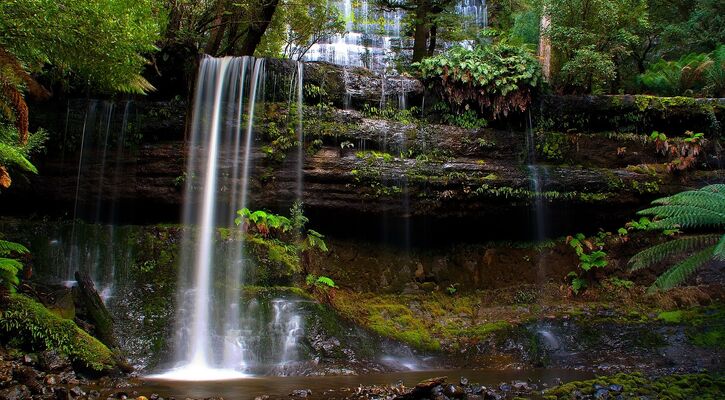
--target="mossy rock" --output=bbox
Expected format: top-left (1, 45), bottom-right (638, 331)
top-left (0, 294), bottom-right (116, 371)
top-left (544, 372), bottom-right (725, 399)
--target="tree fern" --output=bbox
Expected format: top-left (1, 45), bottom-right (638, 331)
top-left (629, 234), bottom-right (720, 271)
top-left (629, 184), bottom-right (725, 291)
top-left (0, 240), bottom-right (29, 256)
top-left (0, 240), bottom-right (28, 292)
top-left (649, 246), bottom-right (716, 292)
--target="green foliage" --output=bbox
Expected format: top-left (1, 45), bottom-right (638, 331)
top-left (415, 43), bottom-right (542, 118)
top-left (0, 239), bottom-right (28, 292)
top-left (544, 372), bottom-right (725, 399)
top-left (566, 233), bottom-right (608, 295)
top-left (306, 274), bottom-right (337, 288)
top-left (544, 0), bottom-right (648, 94)
top-left (629, 184), bottom-right (725, 291)
top-left (432, 102), bottom-right (488, 129)
top-left (0, 0), bottom-right (163, 94)
top-left (361, 104), bottom-right (420, 124)
top-left (0, 294), bottom-right (115, 371)
top-left (638, 45), bottom-right (725, 97)
top-left (235, 203), bottom-right (328, 275)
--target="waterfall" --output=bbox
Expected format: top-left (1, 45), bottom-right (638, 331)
top-left (61, 99), bottom-right (133, 299)
top-left (304, 0), bottom-right (487, 71)
top-left (158, 56), bottom-right (306, 380)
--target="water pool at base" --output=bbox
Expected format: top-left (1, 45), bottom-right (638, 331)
top-left (139, 369), bottom-right (595, 400)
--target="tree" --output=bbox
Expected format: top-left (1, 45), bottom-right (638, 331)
top-left (542, 0), bottom-right (649, 94)
top-left (376, 0), bottom-right (457, 62)
top-left (629, 184), bottom-right (725, 292)
top-left (0, 0), bottom-right (163, 94)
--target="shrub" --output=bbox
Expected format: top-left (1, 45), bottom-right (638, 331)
top-left (414, 43), bottom-right (542, 118)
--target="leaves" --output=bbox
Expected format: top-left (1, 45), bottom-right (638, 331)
top-left (414, 43), bottom-right (541, 119)
top-left (629, 184), bottom-right (725, 291)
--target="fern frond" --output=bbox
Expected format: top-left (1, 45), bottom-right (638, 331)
top-left (0, 257), bottom-right (22, 273)
top-left (0, 142), bottom-right (37, 173)
top-left (0, 240), bottom-right (29, 256)
top-left (640, 204), bottom-right (724, 220)
top-left (650, 191), bottom-right (725, 214)
top-left (648, 245), bottom-right (715, 292)
top-left (714, 235), bottom-right (725, 261)
top-left (629, 234), bottom-right (719, 271)
top-left (649, 213), bottom-right (724, 230)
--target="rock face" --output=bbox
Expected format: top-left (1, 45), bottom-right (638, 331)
top-left (6, 66), bottom-right (723, 235)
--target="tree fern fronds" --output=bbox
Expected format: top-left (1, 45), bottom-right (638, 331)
top-left (638, 204), bottom-right (725, 223)
top-left (629, 234), bottom-right (720, 271)
top-left (650, 191), bottom-right (725, 213)
top-left (648, 214), bottom-right (724, 231)
top-left (714, 235), bottom-right (725, 261)
top-left (0, 240), bottom-right (29, 256)
top-left (648, 245), bottom-right (716, 292)
top-left (0, 142), bottom-right (37, 173)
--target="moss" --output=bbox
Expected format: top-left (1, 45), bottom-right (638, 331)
top-left (657, 310), bottom-right (684, 323)
top-left (545, 372), bottom-right (724, 399)
top-left (447, 321), bottom-right (512, 340)
top-left (0, 294), bottom-right (116, 371)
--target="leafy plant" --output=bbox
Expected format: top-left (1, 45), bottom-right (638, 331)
top-left (415, 43), bottom-right (542, 118)
top-left (0, 239), bottom-right (29, 293)
top-left (629, 184), bottom-right (725, 292)
top-left (305, 274), bottom-right (336, 288)
top-left (566, 233), bottom-right (609, 295)
top-left (445, 284), bottom-right (458, 296)
top-left (638, 45), bottom-right (725, 97)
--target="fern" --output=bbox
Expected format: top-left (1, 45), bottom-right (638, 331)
top-left (0, 141), bottom-right (37, 173)
top-left (629, 184), bottom-right (725, 291)
top-left (0, 239), bottom-right (29, 256)
top-left (649, 246), bottom-right (716, 292)
top-left (629, 234), bottom-right (720, 271)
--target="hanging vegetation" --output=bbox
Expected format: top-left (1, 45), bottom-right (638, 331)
top-left (414, 43), bottom-right (542, 119)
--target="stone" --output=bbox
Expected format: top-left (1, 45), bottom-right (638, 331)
top-left (12, 366), bottom-right (42, 395)
top-left (608, 384), bottom-right (623, 393)
top-left (498, 383), bottom-right (511, 392)
top-left (254, 396), bottom-right (270, 400)
top-left (289, 389), bottom-right (311, 398)
top-left (69, 387), bottom-right (85, 397)
top-left (0, 385), bottom-right (31, 400)
top-left (412, 377), bottom-right (447, 398)
top-left (459, 377), bottom-right (469, 386)
top-left (593, 388), bottom-right (610, 399)
top-left (38, 351), bottom-right (70, 372)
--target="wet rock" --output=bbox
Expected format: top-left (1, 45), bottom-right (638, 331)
top-left (411, 377), bottom-right (447, 398)
top-left (459, 377), bottom-right (469, 386)
top-left (12, 366), bottom-right (42, 395)
top-left (21, 354), bottom-right (37, 365)
top-left (253, 396), bottom-right (269, 400)
top-left (149, 394), bottom-right (160, 400)
top-left (608, 384), bottom-right (623, 393)
top-left (0, 385), bottom-right (31, 400)
top-left (289, 389), bottom-right (311, 398)
top-left (498, 383), bottom-right (511, 392)
top-left (593, 388), bottom-right (610, 399)
top-left (483, 390), bottom-right (503, 400)
top-left (69, 387), bottom-right (85, 397)
top-left (89, 390), bottom-right (101, 400)
top-left (39, 351), bottom-right (70, 372)
top-left (44, 375), bottom-right (57, 386)
top-left (511, 380), bottom-right (531, 391)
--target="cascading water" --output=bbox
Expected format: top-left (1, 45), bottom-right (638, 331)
top-left (159, 56), bottom-right (307, 380)
top-left (304, 0), bottom-right (487, 72)
top-left (61, 99), bottom-right (133, 299)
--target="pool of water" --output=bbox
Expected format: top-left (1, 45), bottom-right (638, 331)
top-left (139, 368), bottom-right (595, 399)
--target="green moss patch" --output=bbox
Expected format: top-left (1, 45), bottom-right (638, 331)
top-left (544, 372), bottom-right (724, 399)
top-left (0, 294), bottom-right (116, 371)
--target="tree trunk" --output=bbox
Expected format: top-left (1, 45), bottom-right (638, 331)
top-left (239, 0), bottom-right (280, 56)
top-left (427, 23), bottom-right (437, 56)
top-left (204, 0), bottom-right (228, 55)
top-left (412, 1), bottom-right (431, 62)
